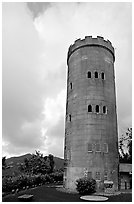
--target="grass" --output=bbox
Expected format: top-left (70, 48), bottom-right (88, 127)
top-left (2, 185), bottom-right (132, 202)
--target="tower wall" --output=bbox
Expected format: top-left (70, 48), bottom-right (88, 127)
top-left (64, 36), bottom-right (119, 192)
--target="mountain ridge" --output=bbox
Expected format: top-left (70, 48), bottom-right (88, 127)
top-left (3, 153), bottom-right (64, 177)
top-left (6, 153), bottom-right (64, 169)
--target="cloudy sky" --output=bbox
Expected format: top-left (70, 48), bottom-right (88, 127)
top-left (2, 2), bottom-right (132, 158)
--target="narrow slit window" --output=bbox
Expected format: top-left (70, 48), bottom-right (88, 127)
top-left (96, 143), bottom-right (101, 152)
top-left (103, 106), bottom-right (107, 114)
top-left (96, 172), bottom-right (101, 180)
top-left (70, 82), bottom-right (72, 90)
top-left (101, 72), bottom-right (105, 80)
top-left (95, 71), bottom-right (98, 78)
top-left (66, 101), bottom-right (68, 112)
top-left (96, 105), bottom-right (100, 113)
top-left (87, 71), bottom-right (91, 78)
top-left (88, 105), bottom-right (92, 113)
top-left (69, 114), bottom-right (71, 122)
top-left (88, 143), bottom-right (92, 152)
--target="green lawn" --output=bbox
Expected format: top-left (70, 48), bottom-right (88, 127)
top-left (2, 185), bottom-right (132, 202)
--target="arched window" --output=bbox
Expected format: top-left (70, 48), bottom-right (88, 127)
top-left (101, 72), bottom-right (105, 80)
top-left (95, 71), bottom-right (98, 78)
top-left (87, 71), bottom-right (91, 78)
top-left (103, 106), bottom-right (107, 114)
top-left (96, 105), bottom-right (99, 113)
top-left (88, 105), bottom-right (92, 112)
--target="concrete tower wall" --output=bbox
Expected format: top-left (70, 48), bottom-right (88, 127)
top-left (64, 36), bottom-right (119, 192)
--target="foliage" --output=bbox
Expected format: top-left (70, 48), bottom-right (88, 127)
top-left (2, 171), bottom-right (63, 193)
top-left (49, 171), bottom-right (63, 183)
top-left (19, 151), bottom-right (55, 174)
top-left (76, 177), bottom-right (96, 195)
top-left (2, 176), bottom-right (13, 192)
top-left (2, 151), bottom-right (64, 194)
top-left (119, 128), bottom-right (132, 163)
top-left (48, 154), bottom-right (55, 173)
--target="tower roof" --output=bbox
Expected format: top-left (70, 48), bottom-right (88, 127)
top-left (67, 36), bottom-right (115, 64)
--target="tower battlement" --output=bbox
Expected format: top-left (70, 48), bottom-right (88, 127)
top-left (67, 36), bottom-right (115, 64)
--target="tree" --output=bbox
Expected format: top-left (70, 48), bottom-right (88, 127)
top-left (119, 128), bottom-right (132, 163)
top-left (19, 151), bottom-right (54, 174)
top-left (126, 128), bottom-right (132, 158)
top-left (2, 156), bottom-right (6, 169)
top-left (48, 154), bottom-right (54, 173)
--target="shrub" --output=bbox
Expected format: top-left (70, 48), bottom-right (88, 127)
top-left (26, 174), bottom-right (35, 187)
top-left (76, 177), bottom-right (96, 195)
top-left (17, 174), bottom-right (28, 189)
top-left (34, 174), bottom-right (42, 185)
top-left (11, 176), bottom-right (19, 190)
top-left (2, 177), bottom-right (13, 192)
top-left (40, 174), bottom-right (47, 185)
top-left (49, 171), bottom-right (63, 183)
top-left (43, 174), bottom-right (54, 183)
top-left (2, 171), bottom-right (62, 193)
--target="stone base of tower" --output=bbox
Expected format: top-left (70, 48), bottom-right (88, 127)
top-left (63, 167), bottom-right (84, 191)
top-left (63, 167), bottom-right (119, 193)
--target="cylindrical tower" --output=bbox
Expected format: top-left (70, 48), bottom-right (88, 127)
top-left (64, 36), bottom-right (119, 192)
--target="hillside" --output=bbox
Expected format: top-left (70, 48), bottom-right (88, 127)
top-left (53, 156), bottom-right (64, 170)
top-left (3, 153), bottom-right (64, 177)
top-left (6, 153), bottom-right (32, 166)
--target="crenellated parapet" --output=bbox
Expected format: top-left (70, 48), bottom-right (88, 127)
top-left (67, 36), bottom-right (115, 64)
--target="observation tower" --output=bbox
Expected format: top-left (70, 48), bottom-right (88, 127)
top-left (64, 36), bottom-right (119, 192)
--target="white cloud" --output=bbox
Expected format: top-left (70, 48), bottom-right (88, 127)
top-left (43, 89), bottom-right (66, 124)
top-left (42, 89), bottom-right (66, 157)
top-left (2, 3), bottom-right (47, 157)
top-left (2, 2), bottom-right (132, 158)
